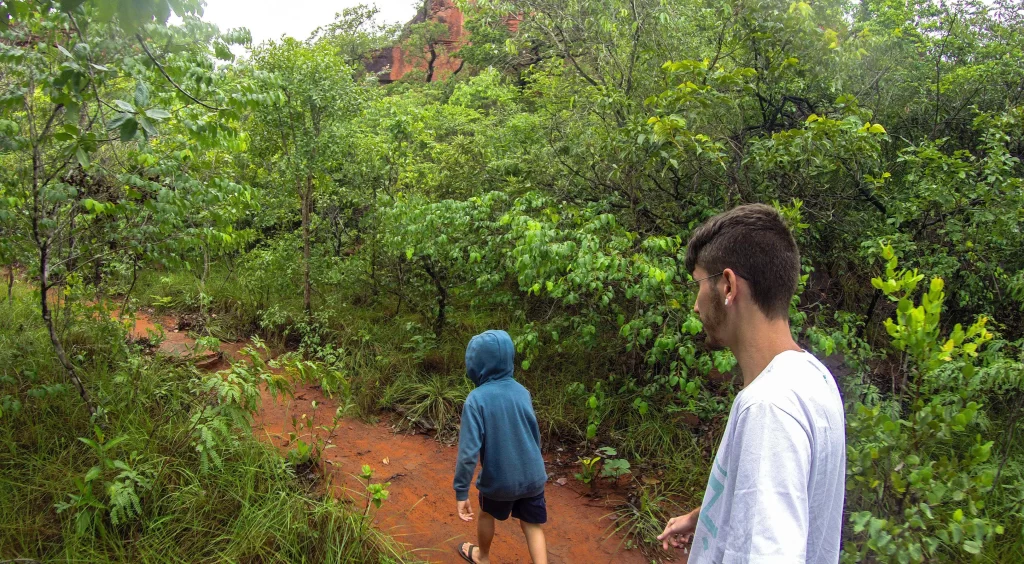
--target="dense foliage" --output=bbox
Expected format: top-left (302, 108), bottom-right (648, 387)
top-left (2, 0), bottom-right (1022, 562)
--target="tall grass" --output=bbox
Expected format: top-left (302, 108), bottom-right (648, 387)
top-left (382, 372), bottom-right (472, 440)
top-left (0, 290), bottom-right (408, 563)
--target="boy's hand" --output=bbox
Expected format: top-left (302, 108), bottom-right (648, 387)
top-left (658, 508), bottom-right (698, 551)
top-left (457, 499), bottom-right (474, 521)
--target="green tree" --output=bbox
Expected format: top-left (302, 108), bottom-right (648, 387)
top-left (248, 38), bottom-right (361, 314)
top-left (0, 0), bottom-right (256, 415)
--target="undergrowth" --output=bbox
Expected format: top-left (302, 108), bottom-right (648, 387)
top-left (0, 288), bottom-right (408, 563)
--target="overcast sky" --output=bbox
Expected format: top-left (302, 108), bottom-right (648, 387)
top-left (198, 0), bottom-right (420, 45)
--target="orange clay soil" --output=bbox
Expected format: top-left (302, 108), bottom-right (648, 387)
top-left (129, 311), bottom-right (655, 564)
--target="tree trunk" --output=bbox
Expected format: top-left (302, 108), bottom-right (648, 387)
top-left (425, 42), bottom-right (438, 82)
top-left (202, 242), bottom-right (210, 286)
top-left (40, 243), bottom-right (95, 417)
top-left (858, 289), bottom-right (882, 340)
top-left (119, 256), bottom-right (138, 319)
top-left (201, 243), bottom-right (210, 322)
top-left (302, 176), bottom-right (312, 315)
top-left (393, 257), bottom-right (405, 316)
top-left (6, 264), bottom-right (13, 305)
top-left (420, 256), bottom-right (447, 338)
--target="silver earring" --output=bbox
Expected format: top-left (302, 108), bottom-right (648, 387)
top-left (724, 298), bottom-right (729, 305)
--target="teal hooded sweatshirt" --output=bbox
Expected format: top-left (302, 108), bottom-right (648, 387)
top-left (453, 330), bottom-right (547, 501)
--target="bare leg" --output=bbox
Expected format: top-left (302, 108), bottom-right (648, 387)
top-left (520, 520), bottom-right (548, 564)
top-left (476, 511), bottom-right (495, 563)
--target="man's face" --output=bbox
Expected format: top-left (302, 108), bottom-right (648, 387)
top-left (692, 266), bottom-right (727, 351)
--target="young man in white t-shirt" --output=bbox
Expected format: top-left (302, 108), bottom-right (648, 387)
top-left (658, 204), bottom-right (846, 563)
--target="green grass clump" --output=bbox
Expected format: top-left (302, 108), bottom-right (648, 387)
top-left (382, 372), bottom-right (471, 441)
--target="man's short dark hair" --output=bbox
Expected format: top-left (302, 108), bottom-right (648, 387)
top-left (684, 204), bottom-right (800, 320)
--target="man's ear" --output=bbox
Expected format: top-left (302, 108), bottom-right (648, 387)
top-left (721, 268), bottom-right (738, 304)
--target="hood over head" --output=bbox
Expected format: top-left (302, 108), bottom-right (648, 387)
top-left (465, 330), bottom-right (515, 386)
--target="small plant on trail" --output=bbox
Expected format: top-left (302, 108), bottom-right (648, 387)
top-left (598, 447), bottom-right (632, 480)
top-left (575, 454), bottom-right (602, 489)
top-left (191, 335), bottom-right (221, 358)
top-left (576, 447), bottom-right (631, 492)
top-left (286, 431), bottom-right (313, 467)
top-left (287, 400), bottom-right (346, 472)
top-left (150, 294), bottom-right (178, 312)
top-left (612, 482), bottom-right (678, 560)
top-left (359, 464), bottom-right (391, 526)
top-left (139, 321), bottom-right (166, 350)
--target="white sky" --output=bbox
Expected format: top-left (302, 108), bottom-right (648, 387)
top-left (198, 0), bottom-right (420, 45)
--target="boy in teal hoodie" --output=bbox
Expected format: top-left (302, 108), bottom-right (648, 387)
top-left (454, 330), bottom-right (548, 564)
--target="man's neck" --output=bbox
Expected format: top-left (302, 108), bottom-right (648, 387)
top-left (733, 316), bottom-right (802, 387)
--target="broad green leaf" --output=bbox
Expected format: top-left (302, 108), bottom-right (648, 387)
top-left (119, 117), bottom-right (139, 142)
top-left (145, 108), bottom-right (171, 120)
top-left (84, 465), bottom-right (102, 482)
top-left (134, 82), bottom-right (150, 107)
top-left (107, 112), bottom-right (130, 129)
top-left (138, 116), bottom-right (158, 138)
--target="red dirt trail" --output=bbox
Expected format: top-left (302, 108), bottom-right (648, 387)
top-left (129, 312), bottom-right (653, 564)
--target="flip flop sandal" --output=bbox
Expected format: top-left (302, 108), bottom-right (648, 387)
top-left (456, 542), bottom-right (478, 563)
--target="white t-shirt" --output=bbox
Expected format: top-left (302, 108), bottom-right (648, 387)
top-left (687, 350), bottom-right (846, 564)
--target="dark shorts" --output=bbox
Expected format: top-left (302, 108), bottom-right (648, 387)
top-left (479, 491), bottom-right (547, 524)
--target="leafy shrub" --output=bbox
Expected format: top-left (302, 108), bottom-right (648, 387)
top-left (842, 245), bottom-right (1020, 561)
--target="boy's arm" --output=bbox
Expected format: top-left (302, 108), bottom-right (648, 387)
top-left (453, 397), bottom-right (483, 501)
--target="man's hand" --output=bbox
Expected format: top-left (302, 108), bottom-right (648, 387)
top-left (658, 508), bottom-right (699, 551)
top-left (457, 499), bottom-right (474, 522)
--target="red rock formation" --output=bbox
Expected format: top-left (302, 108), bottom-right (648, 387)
top-left (367, 0), bottom-right (466, 83)
top-left (367, 0), bottom-right (521, 83)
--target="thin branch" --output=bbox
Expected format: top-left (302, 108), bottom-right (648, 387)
top-left (47, 247), bottom-right (123, 287)
top-left (624, 0), bottom-right (642, 95)
top-left (544, 22), bottom-right (600, 88)
top-left (135, 34), bottom-right (225, 111)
